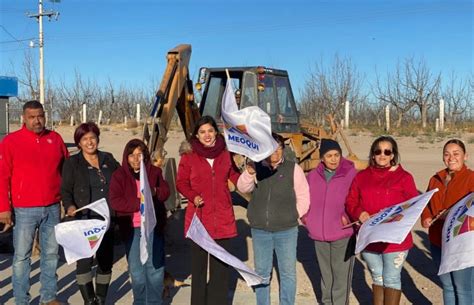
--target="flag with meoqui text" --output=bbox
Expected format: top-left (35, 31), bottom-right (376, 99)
top-left (439, 192), bottom-right (474, 275)
top-left (55, 198), bottom-right (110, 265)
top-left (221, 79), bottom-right (278, 162)
top-left (355, 189), bottom-right (438, 254)
top-left (186, 214), bottom-right (268, 286)
top-left (140, 158), bottom-right (157, 264)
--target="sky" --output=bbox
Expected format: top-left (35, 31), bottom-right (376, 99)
top-left (0, 0), bottom-right (472, 101)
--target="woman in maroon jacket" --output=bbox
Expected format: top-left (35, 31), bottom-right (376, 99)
top-left (109, 139), bottom-right (170, 305)
top-left (176, 115), bottom-right (240, 305)
top-left (346, 136), bottom-right (418, 305)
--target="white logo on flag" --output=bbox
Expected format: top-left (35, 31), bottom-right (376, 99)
top-left (139, 158), bottom-right (157, 265)
top-left (221, 77), bottom-right (278, 162)
top-left (186, 214), bottom-right (268, 286)
top-left (439, 192), bottom-right (474, 275)
top-left (355, 189), bottom-right (438, 254)
top-left (55, 198), bottom-right (110, 265)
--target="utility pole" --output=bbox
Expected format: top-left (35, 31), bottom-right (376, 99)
top-left (27, 0), bottom-right (59, 105)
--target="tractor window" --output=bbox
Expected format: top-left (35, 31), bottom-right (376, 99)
top-left (241, 72), bottom-right (258, 108)
top-left (258, 75), bottom-right (276, 115)
top-left (275, 76), bottom-right (297, 117)
top-left (201, 76), bottom-right (225, 118)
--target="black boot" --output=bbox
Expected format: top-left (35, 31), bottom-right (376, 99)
top-left (95, 283), bottom-right (109, 305)
top-left (78, 281), bottom-right (97, 305)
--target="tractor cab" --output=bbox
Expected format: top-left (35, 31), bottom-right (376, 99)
top-left (195, 67), bottom-right (300, 133)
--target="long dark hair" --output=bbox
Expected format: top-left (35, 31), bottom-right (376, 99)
top-left (369, 135), bottom-right (400, 167)
top-left (192, 115), bottom-right (219, 138)
top-left (124, 138), bottom-right (150, 166)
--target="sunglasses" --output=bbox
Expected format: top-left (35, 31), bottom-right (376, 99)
top-left (374, 149), bottom-right (393, 156)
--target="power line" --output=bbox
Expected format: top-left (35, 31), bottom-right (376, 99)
top-left (0, 25), bottom-right (30, 46)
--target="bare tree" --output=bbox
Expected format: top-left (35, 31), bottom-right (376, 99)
top-left (441, 73), bottom-right (472, 125)
top-left (374, 58), bottom-right (441, 129)
top-left (404, 57), bottom-right (441, 128)
top-left (374, 63), bottom-right (414, 128)
top-left (299, 55), bottom-right (366, 125)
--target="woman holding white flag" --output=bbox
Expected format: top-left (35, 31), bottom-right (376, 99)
top-left (346, 136), bottom-right (418, 305)
top-left (237, 133), bottom-right (310, 305)
top-left (176, 115), bottom-right (241, 305)
top-left (109, 139), bottom-right (170, 305)
top-left (61, 122), bottom-right (120, 305)
top-left (421, 139), bottom-right (474, 305)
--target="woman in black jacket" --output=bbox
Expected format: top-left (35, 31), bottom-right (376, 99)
top-left (61, 122), bottom-right (119, 305)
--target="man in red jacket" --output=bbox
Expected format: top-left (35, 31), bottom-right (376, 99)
top-left (0, 100), bottom-right (69, 305)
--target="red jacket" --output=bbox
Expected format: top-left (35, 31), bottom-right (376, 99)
top-left (346, 165), bottom-right (418, 253)
top-left (0, 125), bottom-right (69, 212)
top-left (176, 149), bottom-right (240, 240)
top-left (421, 165), bottom-right (474, 247)
top-left (109, 142), bottom-right (170, 240)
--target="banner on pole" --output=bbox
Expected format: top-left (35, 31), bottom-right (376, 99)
top-left (439, 192), bottom-right (474, 275)
top-left (221, 78), bottom-right (278, 162)
top-left (355, 189), bottom-right (438, 254)
top-left (186, 214), bottom-right (268, 286)
top-left (139, 158), bottom-right (157, 265)
top-left (55, 198), bottom-right (110, 265)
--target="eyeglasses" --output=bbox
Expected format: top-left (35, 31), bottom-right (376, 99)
top-left (374, 149), bottom-right (392, 156)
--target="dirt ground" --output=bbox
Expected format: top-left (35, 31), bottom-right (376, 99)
top-left (2, 123), bottom-right (474, 304)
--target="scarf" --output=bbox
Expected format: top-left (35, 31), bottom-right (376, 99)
top-left (190, 135), bottom-right (226, 159)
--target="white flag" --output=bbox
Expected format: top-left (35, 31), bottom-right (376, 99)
top-left (186, 214), bottom-right (268, 286)
top-left (355, 189), bottom-right (438, 254)
top-left (221, 79), bottom-right (278, 162)
top-left (439, 192), bottom-right (474, 275)
top-left (55, 198), bottom-right (110, 265)
top-left (139, 158), bottom-right (157, 264)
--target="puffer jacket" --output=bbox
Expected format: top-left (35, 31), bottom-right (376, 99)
top-left (346, 165), bottom-right (418, 253)
top-left (176, 145), bottom-right (240, 240)
top-left (305, 158), bottom-right (357, 241)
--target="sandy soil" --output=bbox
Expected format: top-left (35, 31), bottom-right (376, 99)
top-left (4, 123), bottom-right (474, 304)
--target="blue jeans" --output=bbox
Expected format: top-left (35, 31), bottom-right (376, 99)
top-left (251, 226), bottom-right (298, 305)
top-left (361, 250), bottom-right (408, 290)
top-left (12, 203), bottom-right (60, 305)
top-left (125, 228), bottom-right (165, 305)
top-left (431, 245), bottom-right (473, 305)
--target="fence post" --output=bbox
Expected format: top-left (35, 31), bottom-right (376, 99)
top-left (136, 104), bottom-right (140, 124)
top-left (98, 110), bottom-right (103, 126)
top-left (344, 100), bottom-right (350, 128)
top-left (385, 105), bottom-right (390, 132)
top-left (82, 104), bottom-right (87, 123)
top-left (439, 99), bottom-right (445, 132)
top-left (70, 115), bottom-right (74, 126)
top-left (435, 118), bottom-right (440, 132)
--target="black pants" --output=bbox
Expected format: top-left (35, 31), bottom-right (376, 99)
top-left (190, 238), bottom-right (232, 305)
top-left (76, 227), bottom-right (114, 279)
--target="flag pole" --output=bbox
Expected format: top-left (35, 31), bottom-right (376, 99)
top-left (225, 69), bottom-right (230, 80)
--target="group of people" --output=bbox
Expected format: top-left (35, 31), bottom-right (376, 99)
top-left (177, 115), bottom-right (473, 305)
top-left (0, 101), bottom-right (472, 305)
top-left (0, 101), bottom-right (170, 305)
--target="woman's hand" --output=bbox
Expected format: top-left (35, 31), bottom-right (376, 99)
top-left (66, 206), bottom-right (77, 217)
top-left (193, 196), bottom-right (204, 207)
top-left (359, 211), bottom-right (370, 223)
top-left (246, 161), bottom-right (256, 175)
top-left (422, 217), bottom-right (432, 228)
